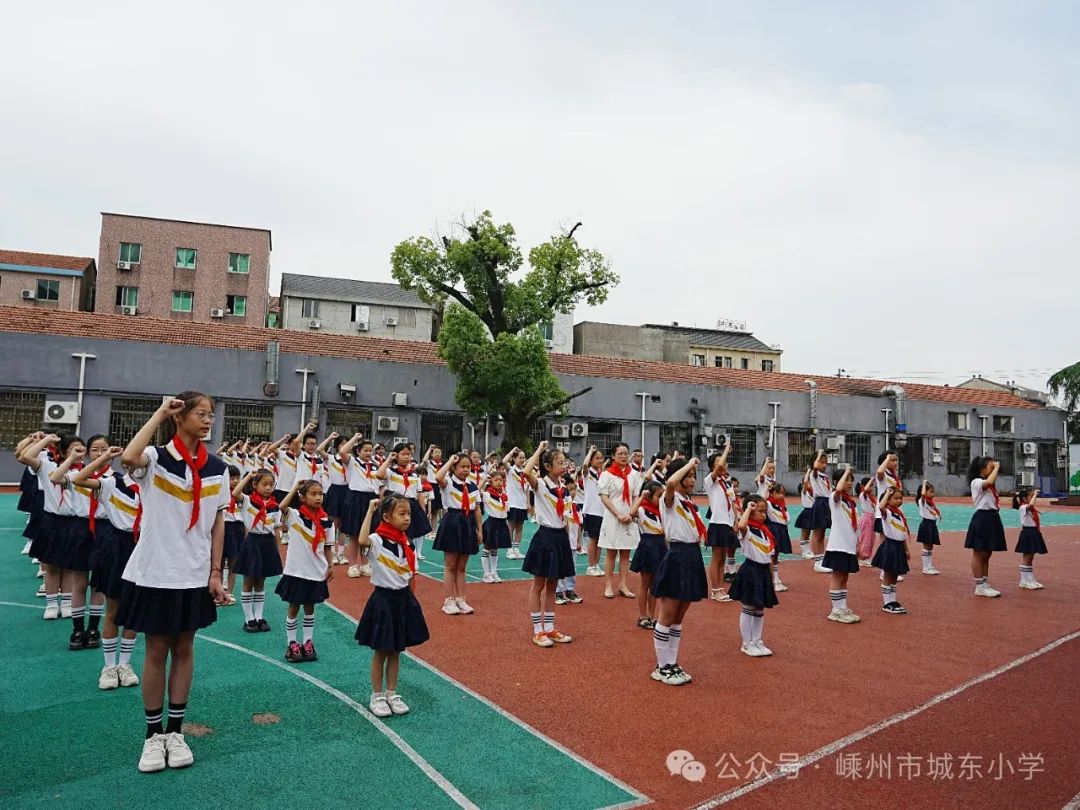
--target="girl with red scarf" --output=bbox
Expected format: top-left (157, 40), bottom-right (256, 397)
top-left (1012, 487), bottom-right (1047, 590)
top-left (597, 442), bottom-right (646, 600)
top-left (872, 487), bottom-right (912, 614)
top-left (481, 469), bottom-right (513, 584)
top-left (729, 495), bottom-right (780, 657)
top-left (824, 466), bottom-right (862, 624)
top-left (629, 480), bottom-right (666, 628)
top-left (232, 469), bottom-right (284, 632)
top-left (915, 480), bottom-right (943, 575)
top-left (354, 495), bottom-right (429, 719)
top-left (765, 482), bottom-right (792, 592)
top-left (277, 479), bottom-right (336, 663)
top-left (965, 456), bottom-right (1006, 597)
top-left (433, 453), bottom-right (483, 615)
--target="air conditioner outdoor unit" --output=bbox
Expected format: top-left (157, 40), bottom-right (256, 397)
top-left (392, 436), bottom-right (409, 447)
top-left (826, 436), bottom-right (842, 450)
top-left (356, 321), bottom-right (369, 331)
top-left (1058, 446), bottom-right (1070, 459)
top-left (543, 339), bottom-right (554, 349)
top-left (1021, 442), bottom-right (1037, 455)
top-left (931, 453), bottom-right (943, 464)
top-left (385, 316), bottom-right (398, 326)
top-left (376, 416), bottom-right (399, 433)
top-left (826, 453), bottom-right (839, 465)
top-left (931, 438), bottom-right (943, 450)
top-left (309, 319), bottom-right (321, 329)
top-left (555, 441), bottom-right (570, 453)
top-left (570, 422), bottom-right (588, 437)
top-left (210, 308), bottom-right (225, 318)
top-left (1019, 471), bottom-right (1036, 486)
top-left (392, 392), bottom-right (408, 407)
top-left (117, 260), bottom-right (132, 270)
top-left (121, 306), bottom-right (137, 316)
top-left (1024, 458), bottom-right (1037, 469)
top-left (44, 401), bottom-right (79, 425)
top-left (21, 289), bottom-right (35, 300)
top-left (550, 424), bottom-right (570, 439)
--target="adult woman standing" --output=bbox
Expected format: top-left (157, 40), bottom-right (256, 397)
top-left (598, 443), bottom-right (645, 599)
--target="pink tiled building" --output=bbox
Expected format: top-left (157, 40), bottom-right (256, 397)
top-left (0, 250), bottom-right (96, 311)
top-left (95, 212), bottom-right (271, 325)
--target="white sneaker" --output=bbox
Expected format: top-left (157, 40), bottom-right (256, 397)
top-left (741, 642), bottom-right (766, 657)
top-left (481, 572), bottom-right (494, 584)
top-left (841, 607), bottom-right (861, 623)
top-left (36, 565), bottom-right (45, 577)
top-left (532, 633), bottom-right (555, 648)
top-left (43, 604), bottom-right (59, 620)
top-left (441, 598), bottom-right (460, 615)
top-left (385, 692), bottom-right (410, 715)
top-left (454, 597), bottom-right (474, 614)
top-left (164, 732), bottom-right (193, 769)
top-left (828, 608), bottom-right (858, 624)
top-left (490, 572), bottom-right (503, 583)
top-left (773, 580), bottom-right (789, 592)
top-left (923, 568), bottom-right (940, 575)
top-left (974, 584), bottom-right (1001, 598)
top-left (359, 563), bottom-right (373, 577)
top-left (138, 734), bottom-right (168, 773)
top-left (506, 548), bottom-right (521, 560)
top-left (898, 575), bottom-right (905, 582)
top-left (117, 663), bottom-right (140, 687)
top-left (754, 640), bottom-right (773, 656)
top-left (98, 665), bottom-right (119, 690)
top-left (347, 565), bottom-right (362, 578)
top-left (369, 692), bottom-right (392, 718)
top-left (585, 565), bottom-right (603, 577)
top-left (1029, 580), bottom-right (1045, 590)
top-left (21, 540), bottom-right (31, 555)
top-left (576, 549), bottom-right (587, 556)
top-left (36, 583), bottom-right (46, 597)
top-left (813, 563), bottom-right (832, 573)
top-left (60, 604), bottom-right (72, 619)
top-left (801, 550), bottom-right (815, 560)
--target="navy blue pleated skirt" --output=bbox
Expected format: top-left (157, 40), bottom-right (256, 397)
top-left (872, 538), bottom-right (910, 575)
top-left (728, 559), bottom-right (779, 609)
top-left (233, 532), bottom-right (283, 579)
top-left (17, 469), bottom-right (40, 514)
top-left (630, 533), bottom-right (666, 574)
top-left (766, 520), bottom-right (792, 555)
top-left (874, 517), bottom-right (884, 535)
top-left (22, 508), bottom-right (44, 541)
top-left (482, 517), bottom-right (511, 550)
top-left (651, 542), bottom-right (708, 602)
top-left (706, 523), bottom-right (738, 549)
top-left (30, 514), bottom-right (94, 571)
top-left (90, 525), bottom-right (136, 599)
top-left (522, 525), bottom-right (575, 579)
top-left (434, 509), bottom-right (479, 555)
top-left (964, 509), bottom-right (1007, 552)
top-left (794, 508), bottom-right (811, 530)
top-left (323, 483), bottom-right (348, 520)
top-left (507, 506), bottom-right (529, 525)
top-left (917, 519), bottom-right (940, 546)
top-left (355, 586), bottom-right (430, 652)
top-left (222, 521), bottom-right (245, 560)
top-left (583, 514), bottom-right (603, 541)
top-left (406, 498), bottom-right (432, 539)
top-left (806, 496), bottom-right (832, 530)
top-left (1015, 526), bottom-right (1048, 555)
top-left (429, 486), bottom-right (443, 513)
top-left (822, 550), bottom-right (860, 574)
top-left (115, 581), bottom-right (216, 635)
top-left (275, 573), bottom-right (330, 605)
top-left (340, 490), bottom-right (378, 537)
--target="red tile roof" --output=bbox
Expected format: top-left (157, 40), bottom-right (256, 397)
top-left (0, 250), bottom-right (95, 272)
top-left (0, 306), bottom-right (1043, 410)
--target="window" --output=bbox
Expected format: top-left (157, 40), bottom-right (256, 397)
top-left (175, 248), bottom-right (197, 269)
top-left (994, 441), bottom-right (1015, 476)
top-left (788, 431), bottom-right (815, 473)
top-left (222, 402), bottom-right (273, 443)
top-left (947, 412), bottom-right (969, 430)
top-left (727, 427), bottom-right (757, 470)
top-left (761, 360), bottom-right (774, 372)
top-left (537, 321), bottom-right (554, 341)
top-left (585, 422), bottom-right (622, 457)
top-left (119, 242), bottom-right (142, 263)
top-left (109, 397), bottom-right (168, 446)
top-left (399, 308), bottom-right (417, 328)
top-left (844, 434), bottom-right (872, 472)
top-left (1037, 442), bottom-right (1058, 478)
top-left (228, 253), bottom-right (250, 274)
top-left (993, 415), bottom-right (1014, 433)
top-left (325, 408), bottom-right (375, 445)
top-left (172, 291), bottom-right (194, 312)
top-left (301, 299), bottom-right (320, 319)
top-left (659, 423), bottom-right (693, 459)
top-left (267, 312), bottom-right (279, 328)
top-left (351, 304), bottom-right (370, 323)
top-left (36, 279), bottom-right (60, 301)
top-left (714, 356), bottom-right (724, 368)
top-left (740, 358), bottom-right (750, 370)
top-left (226, 295), bottom-right (247, 316)
top-left (724, 357), bottom-right (733, 369)
top-left (0, 391), bottom-right (45, 450)
top-left (691, 354), bottom-right (706, 367)
top-left (946, 438), bottom-right (971, 477)
top-left (115, 286), bottom-right (138, 307)
top-left (897, 438), bottom-right (925, 480)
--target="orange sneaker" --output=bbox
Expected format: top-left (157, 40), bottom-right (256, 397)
top-left (545, 629), bottom-right (573, 644)
top-left (532, 633), bottom-right (554, 648)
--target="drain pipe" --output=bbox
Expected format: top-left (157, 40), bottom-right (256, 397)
top-left (804, 380), bottom-right (818, 448)
top-left (880, 385), bottom-right (907, 448)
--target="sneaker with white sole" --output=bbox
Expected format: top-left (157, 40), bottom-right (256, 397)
top-left (441, 598), bottom-right (460, 615)
top-left (21, 540), bottom-right (31, 555)
top-left (741, 642), bottom-right (766, 657)
top-left (828, 608), bottom-right (856, 624)
top-left (165, 732), bottom-right (193, 769)
top-left (1029, 580), bottom-right (1044, 590)
top-left (36, 565), bottom-right (45, 578)
top-left (138, 733), bottom-right (168, 773)
top-left (841, 607), bottom-right (861, 623)
top-left (347, 565), bottom-right (362, 578)
top-left (813, 563), bottom-right (832, 573)
top-left (98, 665), bottom-right (119, 690)
top-left (554, 591), bottom-right (567, 605)
top-left (490, 572), bottom-right (503, 583)
top-left (385, 692), bottom-right (410, 715)
top-left (532, 632), bottom-right (554, 648)
top-left (923, 568), bottom-right (941, 575)
top-left (975, 584), bottom-right (1001, 598)
top-left (359, 563), bottom-right (373, 576)
top-left (710, 588), bottom-right (732, 603)
top-left (586, 565), bottom-right (604, 577)
top-left (117, 663), bottom-right (140, 687)
top-left (650, 665), bottom-right (667, 682)
top-left (454, 597), bottom-right (474, 615)
top-left (482, 572), bottom-right (495, 584)
top-left (881, 601), bottom-right (908, 614)
top-left (60, 604), bottom-right (72, 619)
top-left (801, 550), bottom-right (815, 560)
top-left (369, 692), bottom-right (392, 718)
top-left (773, 581), bottom-right (789, 592)
top-left (43, 604), bottom-right (59, 620)
top-left (670, 664), bottom-right (692, 684)
top-left (545, 629), bottom-right (572, 644)
top-left (753, 641), bottom-right (773, 656)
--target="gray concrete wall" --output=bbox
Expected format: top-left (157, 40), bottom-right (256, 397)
top-left (0, 331), bottom-right (1067, 494)
top-left (281, 296), bottom-right (432, 341)
top-left (573, 322), bottom-right (665, 360)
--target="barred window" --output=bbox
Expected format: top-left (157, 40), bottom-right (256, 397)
top-left (324, 408), bottom-right (374, 445)
top-left (946, 438), bottom-right (970, 477)
top-left (727, 427), bottom-right (757, 470)
top-left (586, 422), bottom-right (622, 458)
top-left (659, 423), bottom-right (693, 459)
top-left (897, 437), bottom-right (924, 480)
top-left (844, 434), bottom-right (872, 472)
top-left (993, 415), bottom-right (1014, 433)
top-left (994, 441), bottom-right (1015, 476)
top-left (108, 397), bottom-right (167, 446)
top-left (787, 430), bottom-right (815, 473)
top-left (1037, 443), bottom-right (1057, 477)
top-left (947, 412), bottom-right (969, 430)
top-left (0, 390), bottom-right (46, 450)
top-left (222, 402), bottom-right (274, 443)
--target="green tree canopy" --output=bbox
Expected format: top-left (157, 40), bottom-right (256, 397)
top-left (1048, 361), bottom-right (1080, 443)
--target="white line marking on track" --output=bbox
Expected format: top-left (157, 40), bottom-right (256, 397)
top-left (196, 633), bottom-right (479, 810)
top-left (688, 629), bottom-right (1080, 809)
top-left (322, 599), bottom-right (651, 808)
top-left (0, 600), bottom-right (41, 609)
top-left (1064, 789), bottom-right (1080, 810)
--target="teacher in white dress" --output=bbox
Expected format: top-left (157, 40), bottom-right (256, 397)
top-left (598, 443), bottom-right (644, 599)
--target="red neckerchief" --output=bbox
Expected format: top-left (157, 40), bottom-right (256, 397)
top-left (986, 483), bottom-right (1000, 510)
top-left (171, 436), bottom-right (208, 530)
top-left (298, 504), bottom-right (328, 553)
top-left (471, 464), bottom-right (482, 485)
top-left (250, 491), bottom-right (277, 530)
top-left (886, 505), bottom-right (909, 533)
top-left (767, 495), bottom-right (788, 522)
top-left (885, 468), bottom-right (901, 489)
top-left (375, 521), bottom-right (416, 592)
top-left (57, 460), bottom-right (83, 508)
top-left (608, 462), bottom-right (632, 503)
top-left (394, 465), bottom-right (412, 492)
top-left (455, 476), bottom-right (472, 512)
top-left (486, 486), bottom-right (507, 508)
top-left (228, 494), bottom-right (237, 515)
top-left (546, 478), bottom-right (566, 519)
top-left (128, 483), bottom-right (142, 542)
top-left (305, 452), bottom-right (319, 477)
top-left (640, 500), bottom-right (661, 519)
top-left (514, 467), bottom-right (528, 490)
top-left (922, 496), bottom-right (941, 519)
top-left (569, 502), bottom-right (581, 523)
top-left (747, 519), bottom-right (776, 554)
top-left (839, 493), bottom-right (858, 530)
top-left (86, 467), bottom-right (107, 533)
top-left (680, 494), bottom-right (707, 541)
top-left (1028, 504), bottom-right (1040, 528)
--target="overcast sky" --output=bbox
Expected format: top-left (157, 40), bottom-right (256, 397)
top-left (3, 1), bottom-right (1077, 390)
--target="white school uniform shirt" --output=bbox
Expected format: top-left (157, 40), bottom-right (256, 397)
top-left (638, 506), bottom-right (664, 537)
top-left (799, 483), bottom-right (814, 509)
top-left (755, 474), bottom-right (776, 499)
top-left (857, 491), bottom-right (877, 517)
top-left (1019, 504), bottom-right (1039, 528)
top-left (369, 531), bottom-right (414, 590)
top-left (827, 494), bottom-right (859, 554)
top-left (326, 454), bottom-right (348, 487)
top-left (875, 469), bottom-right (902, 501)
top-left (738, 524), bottom-right (774, 564)
top-left (881, 508), bottom-right (910, 542)
top-left (506, 466), bottom-right (529, 510)
top-left (294, 451), bottom-right (324, 487)
top-left (441, 476), bottom-right (479, 512)
top-left (582, 468), bottom-right (604, 517)
top-left (917, 498), bottom-right (941, 521)
top-left (765, 497), bottom-right (788, 525)
top-left (483, 489), bottom-right (509, 520)
top-left (532, 477), bottom-right (571, 529)
top-left (98, 474), bottom-right (140, 533)
top-left (705, 474), bottom-right (737, 526)
top-left (661, 494), bottom-right (703, 544)
top-left (970, 478), bottom-right (999, 511)
top-left (35, 453), bottom-right (68, 516)
top-left (346, 457), bottom-right (381, 493)
top-left (240, 494), bottom-right (281, 535)
top-left (61, 467), bottom-right (96, 519)
top-left (810, 470), bottom-right (833, 498)
top-left (276, 449), bottom-right (298, 492)
top-left (282, 510), bottom-right (335, 581)
top-left (122, 444), bottom-right (230, 589)
top-left (385, 465), bottom-right (420, 499)
top-left (223, 489), bottom-right (244, 523)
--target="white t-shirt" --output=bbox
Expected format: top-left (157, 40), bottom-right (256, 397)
top-left (706, 474), bottom-right (737, 526)
top-left (369, 531), bottom-right (414, 590)
top-left (385, 465), bottom-right (420, 499)
top-left (827, 494), bottom-right (858, 554)
top-left (506, 466), bottom-right (529, 510)
top-left (98, 474), bottom-right (140, 533)
top-left (276, 450), bottom-right (298, 492)
top-left (34, 453), bottom-right (68, 516)
top-left (282, 510), bottom-right (335, 582)
top-left (917, 498), bottom-right (940, 521)
top-left (971, 478), bottom-right (999, 511)
top-left (858, 491), bottom-right (877, 517)
top-left (739, 524), bottom-right (774, 564)
top-left (876, 468), bottom-right (902, 500)
top-left (881, 508), bottom-right (910, 542)
top-left (61, 467), bottom-right (95, 518)
top-left (1019, 503), bottom-right (1039, 528)
top-left (662, 494), bottom-right (703, 544)
top-left (755, 474), bottom-right (776, 499)
top-left (765, 497), bottom-right (788, 525)
top-left (240, 494), bottom-right (281, 535)
top-left (582, 468), bottom-right (604, 517)
top-left (532, 477), bottom-right (570, 529)
top-left (799, 483), bottom-right (814, 509)
top-left (122, 444), bottom-right (230, 589)
top-left (810, 470), bottom-right (832, 498)
top-left (294, 451), bottom-right (325, 487)
top-left (483, 490), bottom-right (509, 520)
top-left (638, 505), bottom-right (664, 536)
top-left (326, 454), bottom-right (348, 487)
top-left (441, 476), bottom-right (479, 513)
top-left (347, 457), bottom-right (381, 493)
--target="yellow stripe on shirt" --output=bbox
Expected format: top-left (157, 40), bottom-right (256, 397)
top-left (152, 474), bottom-right (222, 503)
top-left (377, 553), bottom-right (411, 576)
top-left (108, 495), bottom-right (139, 517)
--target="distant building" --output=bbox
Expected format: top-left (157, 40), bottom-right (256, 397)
top-left (0, 250), bottom-right (96, 312)
top-left (95, 212), bottom-right (271, 326)
top-left (956, 375), bottom-right (1050, 405)
top-left (574, 320), bottom-right (782, 371)
top-left (536, 311), bottom-right (574, 354)
top-left (279, 273), bottom-right (435, 341)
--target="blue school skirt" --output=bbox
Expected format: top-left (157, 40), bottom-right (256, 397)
top-left (275, 574), bottom-right (330, 605)
top-left (522, 526), bottom-right (575, 579)
top-left (964, 509), bottom-right (1007, 552)
top-left (917, 519), bottom-right (940, 546)
top-left (433, 509), bottom-right (479, 555)
top-left (651, 542), bottom-right (708, 602)
top-left (340, 490), bottom-right (378, 538)
top-left (1015, 526), bottom-right (1047, 555)
top-left (323, 483), bottom-right (348, 520)
top-left (630, 533), bottom-right (666, 574)
top-left (355, 586), bottom-right (429, 652)
top-left (872, 538), bottom-right (910, 575)
top-left (806, 496), bottom-right (832, 530)
top-left (706, 523), bottom-right (738, 550)
top-left (233, 532), bottom-right (283, 579)
top-left (223, 520), bottom-right (245, 560)
top-left (115, 581), bottom-right (216, 635)
top-left (766, 520), bottom-right (792, 555)
top-left (482, 517), bottom-right (512, 550)
top-left (728, 559), bottom-right (779, 609)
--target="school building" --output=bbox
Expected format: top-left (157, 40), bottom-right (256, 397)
top-left (0, 306), bottom-right (1069, 495)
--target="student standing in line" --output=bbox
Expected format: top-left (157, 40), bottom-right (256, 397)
top-left (965, 456), bottom-right (1006, 598)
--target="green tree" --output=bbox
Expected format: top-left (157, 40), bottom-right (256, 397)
top-left (391, 211), bottom-right (618, 449)
top-left (1048, 361), bottom-right (1080, 443)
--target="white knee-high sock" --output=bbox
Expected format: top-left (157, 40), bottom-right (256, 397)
top-left (302, 613), bottom-right (315, 643)
top-left (285, 617), bottom-right (298, 644)
top-left (653, 623), bottom-right (673, 667)
top-left (119, 636), bottom-right (136, 666)
top-left (241, 591), bottom-right (254, 622)
top-left (922, 550), bottom-right (932, 571)
top-left (669, 623), bottom-right (682, 664)
top-left (253, 590), bottom-right (265, 620)
top-left (752, 608), bottom-right (764, 643)
top-left (739, 607), bottom-right (754, 644)
top-left (102, 636), bottom-right (118, 667)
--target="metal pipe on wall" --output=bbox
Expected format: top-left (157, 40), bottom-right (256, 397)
top-left (804, 380), bottom-right (818, 447)
top-left (71, 352), bottom-right (96, 434)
